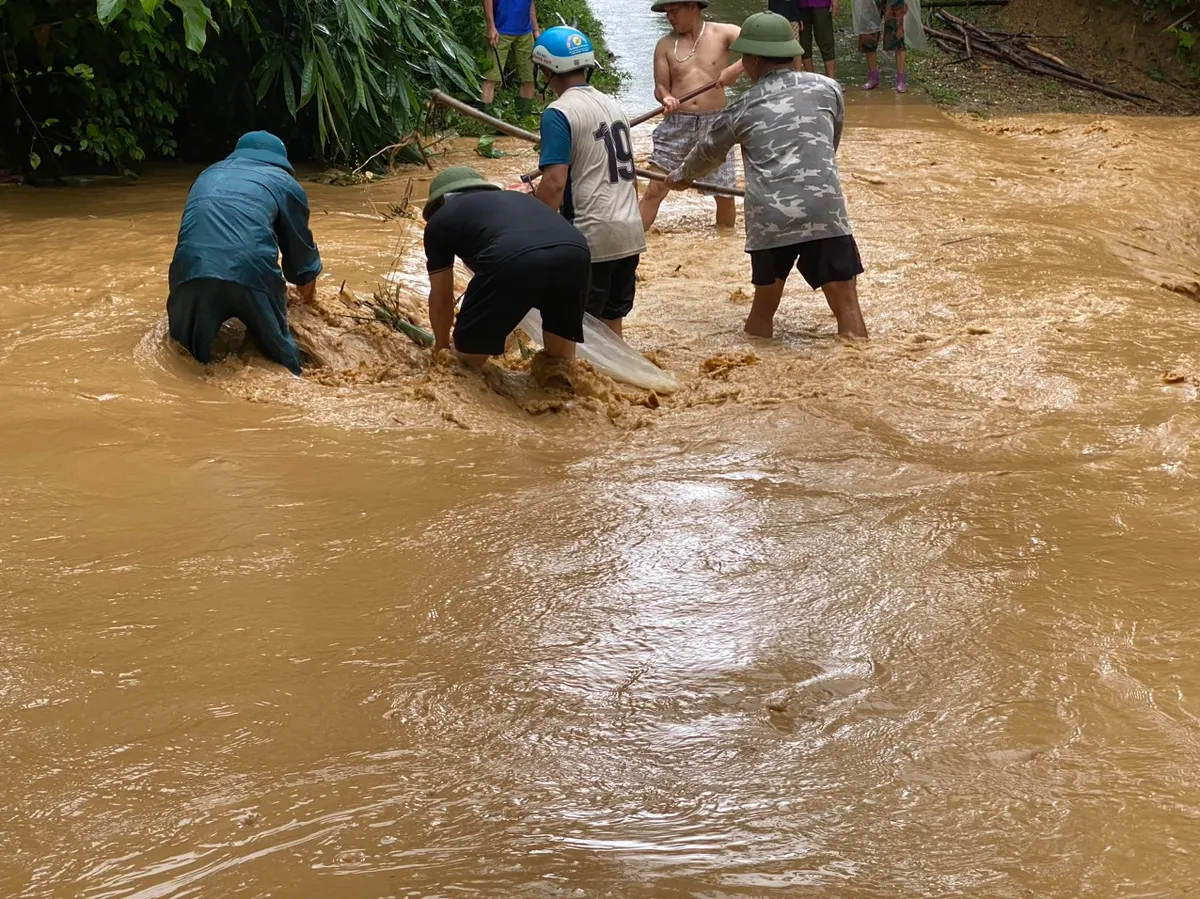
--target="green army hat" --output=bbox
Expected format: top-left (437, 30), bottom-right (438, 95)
top-left (650, 1), bottom-right (709, 12)
top-left (730, 11), bottom-right (803, 58)
top-left (423, 165), bottom-right (500, 220)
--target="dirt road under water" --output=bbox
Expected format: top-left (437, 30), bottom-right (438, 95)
top-left (2, 95), bottom-right (1200, 897)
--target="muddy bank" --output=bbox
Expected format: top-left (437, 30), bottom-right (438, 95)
top-left (912, 0), bottom-right (1200, 117)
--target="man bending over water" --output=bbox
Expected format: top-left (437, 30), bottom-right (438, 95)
top-left (641, 1), bottom-right (744, 231)
top-left (668, 12), bottom-right (867, 339)
top-left (422, 166), bottom-right (590, 368)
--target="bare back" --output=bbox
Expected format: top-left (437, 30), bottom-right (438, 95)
top-left (653, 21), bottom-right (739, 114)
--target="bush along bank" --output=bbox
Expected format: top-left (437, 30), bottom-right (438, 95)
top-left (443, 0), bottom-right (624, 138)
top-left (0, 0), bottom-right (496, 176)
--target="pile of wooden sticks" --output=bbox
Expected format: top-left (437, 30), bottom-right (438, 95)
top-left (925, 10), bottom-right (1156, 105)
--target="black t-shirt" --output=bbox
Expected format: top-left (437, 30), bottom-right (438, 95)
top-left (768, 0), bottom-right (800, 21)
top-left (424, 190), bottom-right (589, 275)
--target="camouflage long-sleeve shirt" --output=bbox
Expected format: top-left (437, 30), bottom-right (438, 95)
top-left (675, 69), bottom-right (852, 252)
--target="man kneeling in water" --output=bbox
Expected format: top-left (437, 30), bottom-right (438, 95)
top-left (168, 131), bottom-right (321, 375)
top-left (422, 166), bottom-right (591, 367)
top-left (668, 12), bottom-right (867, 339)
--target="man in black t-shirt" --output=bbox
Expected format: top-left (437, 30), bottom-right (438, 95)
top-left (422, 166), bottom-right (591, 368)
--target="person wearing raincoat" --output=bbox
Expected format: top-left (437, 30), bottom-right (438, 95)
top-left (853, 0), bottom-right (926, 93)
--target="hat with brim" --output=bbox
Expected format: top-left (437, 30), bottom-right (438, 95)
top-left (423, 165), bottom-right (501, 220)
top-left (730, 11), bottom-right (803, 58)
top-left (651, 0), bottom-right (708, 12)
top-left (229, 131), bottom-right (294, 173)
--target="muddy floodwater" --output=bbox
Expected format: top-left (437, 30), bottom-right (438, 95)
top-left (4, 76), bottom-right (1200, 897)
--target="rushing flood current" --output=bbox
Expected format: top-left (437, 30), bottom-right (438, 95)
top-left (3, 61), bottom-right (1200, 899)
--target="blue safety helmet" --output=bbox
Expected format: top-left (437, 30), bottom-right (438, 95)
top-left (532, 26), bottom-right (597, 74)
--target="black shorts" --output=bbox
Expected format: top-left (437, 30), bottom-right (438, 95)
top-left (588, 255), bottom-right (639, 321)
top-left (750, 235), bottom-right (864, 289)
top-left (454, 244), bottom-right (590, 356)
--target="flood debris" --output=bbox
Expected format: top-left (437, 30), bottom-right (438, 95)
top-left (926, 10), bottom-right (1157, 105)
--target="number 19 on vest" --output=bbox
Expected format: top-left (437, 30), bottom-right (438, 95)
top-left (593, 121), bottom-right (634, 183)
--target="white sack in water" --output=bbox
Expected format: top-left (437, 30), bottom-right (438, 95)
top-left (518, 310), bottom-right (681, 394)
top-left (852, 0), bottom-right (927, 51)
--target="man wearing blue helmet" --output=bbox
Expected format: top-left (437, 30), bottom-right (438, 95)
top-left (531, 26), bottom-right (646, 338)
top-left (167, 131), bottom-right (322, 376)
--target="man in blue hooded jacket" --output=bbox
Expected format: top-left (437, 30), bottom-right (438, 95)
top-left (167, 131), bottom-right (322, 375)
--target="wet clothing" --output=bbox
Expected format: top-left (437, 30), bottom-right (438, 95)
top-left (800, 6), bottom-right (837, 60)
top-left (170, 157), bottom-right (321, 299)
top-left (588, 255), bottom-right (640, 321)
top-left (423, 190), bottom-right (591, 352)
top-left (540, 85), bottom-right (644, 321)
top-left (675, 69), bottom-right (851, 253)
top-left (484, 32), bottom-right (536, 82)
top-left (168, 156), bottom-right (321, 374)
top-left (750, 235), bottom-right (863, 288)
top-left (859, 0), bottom-right (907, 53)
top-left (455, 245), bottom-right (590, 354)
top-left (539, 86), bottom-right (646, 264)
top-left (167, 279), bottom-right (304, 374)
top-left (650, 110), bottom-right (739, 196)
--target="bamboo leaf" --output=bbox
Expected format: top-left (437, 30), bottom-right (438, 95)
top-left (314, 35), bottom-right (344, 95)
top-left (254, 55), bottom-right (280, 103)
top-left (282, 64), bottom-right (298, 117)
top-left (300, 51), bottom-right (316, 106)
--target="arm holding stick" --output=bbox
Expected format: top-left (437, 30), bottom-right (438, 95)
top-left (652, 39), bottom-right (679, 115)
top-left (483, 0), bottom-right (499, 47)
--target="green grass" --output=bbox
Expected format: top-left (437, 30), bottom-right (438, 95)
top-left (926, 83), bottom-right (963, 105)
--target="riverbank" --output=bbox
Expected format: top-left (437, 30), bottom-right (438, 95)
top-left (909, 0), bottom-right (1200, 117)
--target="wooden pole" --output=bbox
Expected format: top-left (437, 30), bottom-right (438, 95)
top-left (628, 78), bottom-right (722, 128)
top-left (428, 89), bottom-right (539, 142)
top-left (519, 80), bottom-right (726, 187)
top-left (429, 89), bottom-right (745, 198)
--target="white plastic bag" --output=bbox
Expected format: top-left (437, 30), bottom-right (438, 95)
top-left (518, 310), bottom-right (681, 394)
top-left (906, 0), bottom-right (928, 51)
top-left (853, 0), bottom-right (927, 51)
top-left (852, 0), bottom-right (882, 35)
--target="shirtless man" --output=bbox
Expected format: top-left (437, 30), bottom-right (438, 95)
top-left (640, 1), bottom-right (744, 231)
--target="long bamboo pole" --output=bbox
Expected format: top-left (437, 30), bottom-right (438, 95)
top-left (429, 89), bottom-right (744, 199)
top-left (517, 79), bottom-right (725, 187)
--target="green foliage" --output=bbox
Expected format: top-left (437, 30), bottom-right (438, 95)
top-left (0, 0), bottom-right (483, 173)
top-left (475, 135), bottom-right (505, 158)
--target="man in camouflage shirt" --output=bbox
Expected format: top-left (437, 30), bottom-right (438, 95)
top-left (668, 11), bottom-right (867, 339)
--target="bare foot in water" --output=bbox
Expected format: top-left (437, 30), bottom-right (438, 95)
top-left (744, 315), bottom-right (774, 338)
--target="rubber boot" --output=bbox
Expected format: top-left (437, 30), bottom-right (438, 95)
top-left (864, 69), bottom-right (880, 90)
top-left (896, 73), bottom-right (909, 93)
top-left (515, 97), bottom-right (533, 119)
